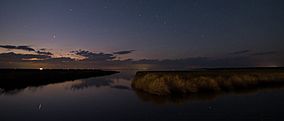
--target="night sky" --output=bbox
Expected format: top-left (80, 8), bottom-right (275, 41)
top-left (0, 0), bottom-right (284, 69)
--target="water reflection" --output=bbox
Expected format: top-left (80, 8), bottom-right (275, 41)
top-left (0, 70), bottom-right (118, 95)
top-left (69, 78), bottom-right (114, 90)
top-left (110, 85), bottom-right (131, 90)
top-left (2, 70), bottom-right (284, 105)
top-left (1, 71), bottom-right (284, 121)
top-left (68, 71), bottom-right (133, 91)
top-left (134, 84), bottom-right (284, 105)
top-left (0, 71), bottom-right (134, 95)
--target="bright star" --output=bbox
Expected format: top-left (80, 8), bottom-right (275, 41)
top-left (52, 34), bottom-right (56, 39)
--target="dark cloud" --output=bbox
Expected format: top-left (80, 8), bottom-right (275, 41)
top-left (228, 50), bottom-right (251, 55)
top-left (0, 52), bottom-right (278, 69)
top-left (113, 50), bottom-right (135, 55)
top-left (0, 45), bottom-right (35, 51)
top-left (251, 51), bottom-right (278, 56)
top-left (228, 50), bottom-right (278, 57)
top-left (0, 52), bottom-right (51, 62)
top-left (0, 45), bottom-right (53, 56)
top-left (0, 46), bottom-right (281, 69)
top-left (42, 57), bottom-right (75, 63)
top-left (71, 50), bottom-right (115, 61)
top-left (130, 56), bottom-right (255, 69)
top-left (35, 50), bottom-right (53, 55)
top-left (39, 48), bottom-right (47, 51)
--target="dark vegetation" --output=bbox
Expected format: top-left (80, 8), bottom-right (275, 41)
top-left (0, 69), bottom-right (118, 93)
top-left (132, 68), bottom-right (284, 95)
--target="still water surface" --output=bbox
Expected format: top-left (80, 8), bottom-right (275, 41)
top-left (1, 71), bottom-right (284, 121)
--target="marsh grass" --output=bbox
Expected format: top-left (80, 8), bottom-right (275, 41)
top-left (132, 69), bottom-right (284, 95)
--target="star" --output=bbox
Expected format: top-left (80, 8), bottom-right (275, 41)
top-left (52, 34), bottom-right (56, 39)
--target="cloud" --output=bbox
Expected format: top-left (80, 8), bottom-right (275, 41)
top-left (0, 52), bottom-right (51, 62)
top-left (0, 45), bottom-right (282, 69)
top-left (42, 57), bottom-right (75, 63)
top-left (113, 50), bottom-right (135, 55)
top-left (228, 50), bottom-right (278, 57)
top-left (0, 45), bottom-right (53, 56)
top-left (0, 45), bottom-right (35, 51)
top-left (35, 50), bottom-right (53, 55)
top-left (228, 50), bottom-right (250, 55)
top-left (251, 51), bottom-right (278, 56)
top-left (71, 50), bottom-right (115, 61)
top-left (130, 56), bottom-right (255, 69)
top-left (0, 52), bottom-right (77, 69)
top-left (39, 48), bottom-right (47, 51)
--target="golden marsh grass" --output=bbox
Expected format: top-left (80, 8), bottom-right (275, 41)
top-left (132, 69), bottom-right (284, 95)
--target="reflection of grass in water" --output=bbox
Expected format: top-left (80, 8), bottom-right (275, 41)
top-left (134, 84), bottom-right (284, 105)
top-left (132, 69), bottom-right (284, 95)
top-left (135, 90), bottom-right (217, 105)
